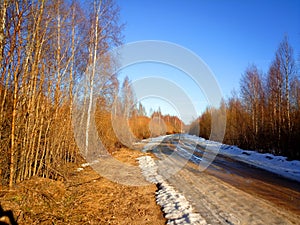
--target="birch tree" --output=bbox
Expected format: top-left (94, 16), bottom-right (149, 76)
top-left (240, 65), bottom-right (265, 148)
top-left (277, 36), bottom-right (296, 134)
top-left (82, 0), bottom-right (122, 158)
top-left (0, 0), bottom-right (123, 186)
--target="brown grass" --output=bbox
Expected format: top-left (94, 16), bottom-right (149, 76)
top-left (0, 148), bottom-right (166, 225)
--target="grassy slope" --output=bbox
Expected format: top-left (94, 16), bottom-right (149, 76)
top-left (0, 148), bottom-right (165, 225)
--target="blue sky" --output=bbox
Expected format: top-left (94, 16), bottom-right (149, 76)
top-left (116, 0), bottom-right (300, 123)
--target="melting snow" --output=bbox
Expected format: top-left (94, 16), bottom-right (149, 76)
top-left (181, 134), bottom-right (300, 183)
top-left (138, 156), bottom-right (207, 225)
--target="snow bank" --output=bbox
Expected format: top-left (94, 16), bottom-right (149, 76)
top-left (219, 144), bottom-right (300, 183)
top-left (138, 156), bottom-right (207, 225)
top-left (182, 134), bottom-right (300, 183)
top-left (141, 134), bottom-right (300, 182)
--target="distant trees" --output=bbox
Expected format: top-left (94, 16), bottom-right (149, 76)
top-left (109, 75), bottom-right (184, 143)
top-left (129, 110), bottom-right (183, 139)
top-left (198, 108), bottom-right (211, 139)
top-left (224, 93), bottom-right (248, 147)
top-left (149, 109), bottom-right (183, 136)
top-left (191, 36), bottom-right (300, 159)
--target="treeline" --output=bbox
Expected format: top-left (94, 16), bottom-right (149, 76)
top-left (0, 0), bottom-right (122, 187)
top-left (130, 108), bottom-right (183, 139)
top-left (191, 36), bottom-right (300, 159)
top-left (111, 76), bottom-right (184, 143)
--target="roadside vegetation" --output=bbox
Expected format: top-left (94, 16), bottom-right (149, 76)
top-left (0, 0), bottom-right (123, 188)
top-left (1, 2), bottom-right (299, 224)
top-left (190, 36), bottom-right (300, 160)
top-left (0, 0), bottom-right (183, 188)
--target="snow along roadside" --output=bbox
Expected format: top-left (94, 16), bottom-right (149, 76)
top-left (137, 156), bottom-right (206, 225)
top-left (180, 134), bottom-right (300, 183)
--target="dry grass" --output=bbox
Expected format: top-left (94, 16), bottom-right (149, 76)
top-left (0, 148), bottom-right (166, 225)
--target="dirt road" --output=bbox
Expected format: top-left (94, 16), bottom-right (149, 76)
top-left (145, 135), bottom-right (300, 224)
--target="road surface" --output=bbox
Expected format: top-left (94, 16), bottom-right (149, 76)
top-left (143, 135), bottom-right (300, 224)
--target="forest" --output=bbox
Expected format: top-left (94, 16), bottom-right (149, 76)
top-left (0, 0), bottom-right (183, 188)
top-left (1, 0), bottom-right (299, 190)
top-left (191, 36), bottom-right (300, 160)
top-left (0, 0), bottom-right (123, 187)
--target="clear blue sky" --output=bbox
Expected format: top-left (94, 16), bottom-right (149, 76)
top-left (116, 0), bottom-right (300, 123)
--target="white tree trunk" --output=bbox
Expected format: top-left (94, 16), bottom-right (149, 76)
top-left (85, 0), bottom-right (101, 157)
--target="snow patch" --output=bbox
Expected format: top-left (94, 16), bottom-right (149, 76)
top-left (76, 167), bottom-right (84, 172)
top-left (180, 134), bottom-right (300, 183)
top-left (81, 159), bottom-right (99, 168)
top-left (138, 156), bottom-right (207, 225)
top-left (219, 144), bottom-right (300, 182)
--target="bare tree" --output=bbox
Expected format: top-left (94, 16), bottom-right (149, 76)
top-left (77, 0), bottom-right (122, 158)
top-left (277, 36), bottom-right (296, 133)
top-left (0, 0), bottom-right (7, 72)
top-left (0, 0), bottom-right (123, 187)
top-left (240, 65), bottom-right (265, 148)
